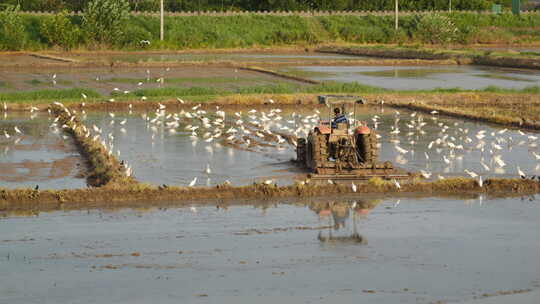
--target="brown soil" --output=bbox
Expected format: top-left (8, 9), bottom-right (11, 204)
top-left (50, 105), bottom-right (135, 187)
top-left (0, 65), bottom-right (295, 96)
top-left (0, 53), bottom-right (65, 68)
top-left (240, 66), bottom-right (320, 84)
top-left (10, 138), bottom-right (76, 153)
top-left (378, 92), bottom-right (540, 131)
top-left (0, 177), bottom-right (538, 214)
top-left (0, 156), bottom-right (80, 183)
top-left (318, 46), bottom-right (458, 61)
top-left (0, 50), bottom-right (459, 70)
top-left (472, 55), bottom-right (540, 70)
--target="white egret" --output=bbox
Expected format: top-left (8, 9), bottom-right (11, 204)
top-left (517, 166), bottom-right (526, 179)
top-left (420, 170), bottom-right (432, 179)
top-left (464, 169), bottom-right (478, 178)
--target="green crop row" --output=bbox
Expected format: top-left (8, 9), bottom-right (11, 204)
top-left (2, 83), bottom-right (539, 104)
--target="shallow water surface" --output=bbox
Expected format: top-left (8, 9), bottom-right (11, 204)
top-left (0, 113), bottom-right (86, 189)
top-left (2, 196), bottom-right (539, 303)
top-left (80, 105), bottom-right (540, 187)
top-left (289, 65), bottom-right (540, 90)
top-left (83, 110), bottom-right (297, 187)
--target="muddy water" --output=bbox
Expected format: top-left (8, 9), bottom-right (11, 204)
top-left (288, 65), bottom-right (540, 90)
top-left (79, 106), bottom-right (540, 186)
top-left (1, 196), bottom-right (539, 303)
top-left (0, 66), bottom-right (299, 96)
top-left (0, 113), bottom-right (86, 189)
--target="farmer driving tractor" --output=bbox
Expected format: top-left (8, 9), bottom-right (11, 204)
top-left (331, 107), bottom-right (348, 129)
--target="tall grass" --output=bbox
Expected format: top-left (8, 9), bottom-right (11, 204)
top-left (10, 12), bottom-right (540, 51)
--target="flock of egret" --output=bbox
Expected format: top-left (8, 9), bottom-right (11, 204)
top-left (374, 108), bottom-right (540, 187)
top-left (76, 99), bottom-right (540, 189)
top-left (1, 93), bottom-right (539, 189)
top-left (86, 101), bottom-right (315, 186)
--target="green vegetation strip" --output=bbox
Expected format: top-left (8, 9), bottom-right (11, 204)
top-left (50, 104), bottom-right (136, 187)
top-left (3, 11), bottom-right (540, 51)
top-left (123, 83), bottom-right (540, 100)
top-left (1, 177), bottom-right (539, 213)
top-left (0, 88), bottom-right (99, 103)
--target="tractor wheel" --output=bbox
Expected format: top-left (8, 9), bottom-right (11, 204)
top-left (306, 132), bottom-right (328, 170)
top-left (296, 138), bottom-right (307, 167)
top-left (312, 133), bottom-right (328, 169)
top-left (359, 131), bottom-right (379, 164)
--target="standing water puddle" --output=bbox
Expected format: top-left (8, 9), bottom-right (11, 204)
top-left (0, 113), bottom-right (86, 189)
top-left (287, 65), bottom-right (540, 90)
top-left (1, 196), bottom-right (539, 303)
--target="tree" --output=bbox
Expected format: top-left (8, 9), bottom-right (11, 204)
top-left (82, 0), bottom-right (130, 45)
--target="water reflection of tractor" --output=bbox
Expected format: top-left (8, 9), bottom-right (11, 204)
top-left (296, 95), bottom-right (410, 181)
top-left (311, 200), bottom-right (379, 244)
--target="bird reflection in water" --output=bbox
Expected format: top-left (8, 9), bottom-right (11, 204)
top-left (311, 199), bottom-right (379, 244)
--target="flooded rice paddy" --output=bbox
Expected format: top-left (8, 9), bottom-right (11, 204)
top-left (2, 196), bottom-right (540, 303)
top-left (2, 50), bottom-right (540, 303)
top-left (0, 66), bottom-right (300, 96)
top-left (286, 65), bottom-right (540, 90)
top-left (76, 105), bottom-right (540, 187)
top-left (82, 110), bottom-right (296, 187)
top-left (1, 104), bottom-right (539, 188)
top-left (0, 113), bottom-right (86, 189)
top-left (2, 52), bottom-right (539, 95)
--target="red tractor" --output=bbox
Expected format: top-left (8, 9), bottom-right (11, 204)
top-left (296, 96), bottom-right (407, 180)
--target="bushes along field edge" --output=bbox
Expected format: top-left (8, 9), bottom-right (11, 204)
top-left (1, 8), bottom-right (540, 50)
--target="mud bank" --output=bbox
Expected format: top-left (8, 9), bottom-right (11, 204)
top-left (319, 46), bottom-right (540, 70)
top-left (50, 105), bottom-right (135, 187)
top-left (381, 92), bottom-right (540, 131)
top-left (239, 66), bottom-right (320, 84)
top-left (472, 55), bottom-right (540, 70)
top-left (0, 50), bottom-right (458, 70)
top-left (318, 46), bottom-right (458, 61)
top-left (1, 177), bottom-right (539, 213)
